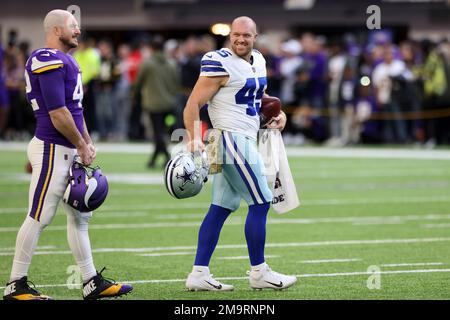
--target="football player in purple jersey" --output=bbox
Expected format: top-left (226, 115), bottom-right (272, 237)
top-left (3, 9), bottom-right (132, 300)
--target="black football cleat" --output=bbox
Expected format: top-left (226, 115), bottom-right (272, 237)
top-left (82, 267), bottom-right (133, 300)
top-left (3, 277), bottom-right (53, 300)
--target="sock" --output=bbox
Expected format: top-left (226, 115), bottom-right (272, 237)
top-left (192, 265), bottom-right (210, 273)
top-left (65, 208), bottom-right (97, 282)
top-left (251, 262), bottom-right (267, 271)
top-left (194, 204), bottom-right (232, 266)
top-left (245, 202), bottom-right (270, 266)
top-left (9, 217), bottom-right (45, 282)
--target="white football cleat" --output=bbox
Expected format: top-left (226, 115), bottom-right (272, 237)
top-left (186, 268), bottom-right (234, 292)
top-left (248, 263), bottom-right (297, 290)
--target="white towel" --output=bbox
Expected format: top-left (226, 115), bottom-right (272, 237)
top-left (258, 129), bottom-right (300, 214)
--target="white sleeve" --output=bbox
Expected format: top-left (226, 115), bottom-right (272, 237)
top-left (199, 52), bottom-right (229, 77)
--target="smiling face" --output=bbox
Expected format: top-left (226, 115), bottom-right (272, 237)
top-left (58, 14), bottom-right (81, 49)
top-left (229, 17), bottom-right (258, 61)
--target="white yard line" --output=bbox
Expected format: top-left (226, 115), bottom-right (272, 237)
top-left (101, 203), bottom-right (209, 210)
top-left (155, 213), bottom-right (450, 224)
top-left (0, 237), bottom-right (450, 256)
top-left (2, 142), bottom-right (450, 160)
top-left (3, 213), bottom-right (450, 232)
top-left (297, 269), bottom-right (450, 277)
top-left (94, 212), bottom-right (150, 218)
top-left (351, 221), bottom-right (403, 225)
top-left (217, 255), bottom-right (279, 260)
top-left (291, 170), bottom-right (450, 179)
top-left (380, 262), bottom-right (444, 267)
top-left (138, 252), bottom-right (195, 257)
top-left (0, 250), bottom-right (73, 256)
top-left (4, 170), bottom-right (450, 185)
top-left (300, 258), bottom-right (362, 264)
top-left (422, 223), bottom-right (450, 228)
top-left (0, 173), bottom-right (164, 185)
top-left (0, 203), bottom-right (212, 214)
top-left (2, 195), bottom-right (450, 215)
top-left (0, 207), bottom-right (27, 214)
top-left (304, 195), bottom-right (450, 205)
top-left (1, 268), bottom-right (450, 289)
top-left (0, 222), bottom-right (203, 233)
top-left (0, 245), bottom-right (56, 252)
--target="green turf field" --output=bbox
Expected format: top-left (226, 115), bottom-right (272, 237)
top-left (1, 143), bottom-right (450, 300)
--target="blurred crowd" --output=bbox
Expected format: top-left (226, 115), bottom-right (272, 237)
top-left (1, 28), bottom-right (450, 151)
top-left (261, 31), bottom-right (450, 147)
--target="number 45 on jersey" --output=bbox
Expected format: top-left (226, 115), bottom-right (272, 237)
top-left (235, 77), bottom-right (267, 116)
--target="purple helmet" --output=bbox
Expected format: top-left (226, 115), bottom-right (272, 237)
top-left (63, 160), bottom-right (109, 212)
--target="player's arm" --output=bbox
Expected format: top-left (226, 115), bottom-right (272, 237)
top-left (183, 75), bottom-right (228, 151)
top-left (37, 68), bottom-right (93, 165)
top-left (82, 118), bottom-right (96, 160)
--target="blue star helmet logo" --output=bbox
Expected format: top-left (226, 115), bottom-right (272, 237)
top-left (176, 167), bottom-right (195, 189)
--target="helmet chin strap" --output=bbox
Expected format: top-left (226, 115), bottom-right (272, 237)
top-left (73, 155), bottom-right (99, 171)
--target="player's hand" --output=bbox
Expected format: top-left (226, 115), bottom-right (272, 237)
top-left (187, 139), bottom-right (205, 153)
top-left (77, 144), bottom-right (93, 166)
top-left (266, 111), bottom-right (287, 131)
top-left (87, 143), bottom-right (97, 161)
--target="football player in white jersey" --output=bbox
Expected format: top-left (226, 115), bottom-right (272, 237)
top-left (183, 16), bottom-right (297, 291)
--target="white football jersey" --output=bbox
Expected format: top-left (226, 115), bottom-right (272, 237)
top-left (200, 48), bottom-right (267, 140)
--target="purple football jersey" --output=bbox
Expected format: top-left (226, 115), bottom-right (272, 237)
top-left (25, 48), bottom-right (84, 148)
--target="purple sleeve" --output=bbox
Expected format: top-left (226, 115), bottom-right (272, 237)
top-left (38, 69), bottom-right (66, 110)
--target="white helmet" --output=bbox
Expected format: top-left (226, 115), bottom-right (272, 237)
top-left (164, 151), bottom-right (209, 199)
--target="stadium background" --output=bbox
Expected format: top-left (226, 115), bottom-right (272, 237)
top-left (1, 0), bottom-right (450, 146)
top-left (1, 0), bottom-right (450, 302)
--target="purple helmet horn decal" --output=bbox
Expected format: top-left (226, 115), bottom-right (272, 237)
top-left (63, 159), bottom-right (109, 212)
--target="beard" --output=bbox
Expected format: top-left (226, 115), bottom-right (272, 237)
top-left (59, 35), bottom-right (78, 49)
top-left (232, 44), bottom-right (251, 58)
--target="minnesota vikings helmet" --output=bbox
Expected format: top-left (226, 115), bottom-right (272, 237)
top-left (164, 151), bottom-right (209, 199)
top-left (63, 158), bottom-right (109, 212)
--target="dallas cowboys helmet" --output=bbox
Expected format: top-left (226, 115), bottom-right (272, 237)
top-left (63, 157), bottom-right (109, 212)
top-left (164, 151), bottom-right (209, 199)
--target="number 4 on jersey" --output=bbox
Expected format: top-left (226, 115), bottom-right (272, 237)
top-left (235, 77), bottom-right (267, 116)
top-left (73, 73), bottom-right (83, 108)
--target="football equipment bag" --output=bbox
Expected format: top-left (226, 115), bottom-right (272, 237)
top-left (63, 157), bottom-right (109, 212)
top-left (164, 151), bottom-right (209, 199)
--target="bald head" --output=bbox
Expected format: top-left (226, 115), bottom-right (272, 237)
top-left (229, 16), bottom-right (258, 60)
top-left (43, 9), bottom-right (81, 52)
top-left (44, 9), bottom-right (73, 34)
top-left (231, 16), bottom-right (257, 35)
